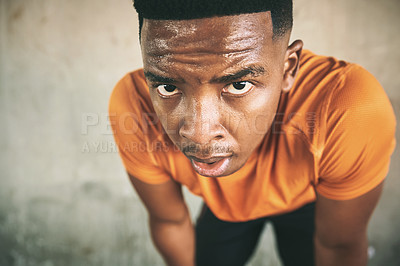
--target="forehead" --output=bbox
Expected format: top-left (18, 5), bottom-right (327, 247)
top-left (141, 12), bottom-right (274, 57)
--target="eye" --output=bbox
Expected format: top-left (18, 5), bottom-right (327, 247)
top-left (224, 81), bottom-right (254, 96)
top-left (156, 84), bottom-right (180, 97)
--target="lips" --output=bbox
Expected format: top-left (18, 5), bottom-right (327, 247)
top-left (189, 155), bottom-right (232, 177)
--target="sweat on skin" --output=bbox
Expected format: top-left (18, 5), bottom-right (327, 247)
top-left (140, 12), bottom-right (301, 177)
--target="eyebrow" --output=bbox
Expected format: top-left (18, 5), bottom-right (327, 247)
top-left (211, 65), bottom-right (266, 83)
top-left (144, 71), bottom-right (184, 84)
top-left (144, 65), bottom-right (266, 84)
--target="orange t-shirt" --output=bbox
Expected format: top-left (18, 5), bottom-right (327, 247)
top-left (109, 50), bottom-right (396, 222)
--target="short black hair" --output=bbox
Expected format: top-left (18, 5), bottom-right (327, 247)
top-left (133, 0), bottom-right (293, 38)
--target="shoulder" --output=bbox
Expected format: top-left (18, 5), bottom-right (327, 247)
top-left (278, 51), bottom-right (353, 144)
top-left (324, 63), bottom-right (396, 140)
top-left (109, 69), bottom-right (173, 184)
top-left (298, 50), bottom-right (349, 78)
top-left (109, 69), bottom-right (163, 141)
top-left (280, 51), bottom-right (396, 200)
top-left (285, 50), bottom-right (395, 141)
top-left (316, 62), bottom-right (396, 200)
top-left (109, 69), bottom-right (149, 114)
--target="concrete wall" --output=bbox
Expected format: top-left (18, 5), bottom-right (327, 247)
top-left (0, 0), bottom-right (398, 265)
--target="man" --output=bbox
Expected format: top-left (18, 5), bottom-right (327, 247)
top-left (109, 0), bottom-right (396, 265)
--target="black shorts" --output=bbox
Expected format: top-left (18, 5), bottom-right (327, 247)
top-left (195, 202), bottom-right (315, 266)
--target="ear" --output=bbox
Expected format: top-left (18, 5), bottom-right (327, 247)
top-left (281, 40), bottom-right (303, 93)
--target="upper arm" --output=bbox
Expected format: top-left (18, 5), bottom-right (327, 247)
top-left (315, 181), bottom-right (384, 247)
top-left (128, 173), bottom-right (189, 224)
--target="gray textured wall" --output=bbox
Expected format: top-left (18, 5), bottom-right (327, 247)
top-left (0, 0), bottom-right (399, 265)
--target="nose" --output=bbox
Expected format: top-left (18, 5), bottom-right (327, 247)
top-left (179, 95), bottom-right (226, 145)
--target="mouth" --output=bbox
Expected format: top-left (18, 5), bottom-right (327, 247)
top-left (189, 155), bottom-right (232, 177)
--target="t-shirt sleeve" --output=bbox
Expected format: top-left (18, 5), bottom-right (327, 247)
top-left (108, 72), bottom-right (171, 184)
top-left (317, 65), bottom-right (396, 200)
